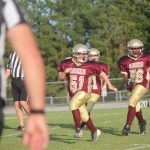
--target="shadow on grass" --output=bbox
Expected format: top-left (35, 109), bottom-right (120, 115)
top-left (50, 133), bottom-right (83, 144)
top-left (4, 125), bottom-right (16, 130)
top-left (48, 123), bottom-right (93, 143)
top-left (48, 123), bottom-right (74, 129)
top-left (98, 126), bottom-right (122, 136)
top-left (16, 133), bottom-right (23, 138)
top-left (96, 126), bottom-right (139, 136)
top-left (48, 123), bottom-right (139, 144)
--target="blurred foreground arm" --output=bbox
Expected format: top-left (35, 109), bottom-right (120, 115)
top-left (7, 24), bottom-right (49, 150)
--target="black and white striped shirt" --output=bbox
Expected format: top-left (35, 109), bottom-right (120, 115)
top-left (7, 52), bottom-right (24, 78)
top-left (0, 0), bottom-right (26, 99)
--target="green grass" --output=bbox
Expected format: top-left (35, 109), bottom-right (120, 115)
top-left (1, 107), bottom-right (150, 150)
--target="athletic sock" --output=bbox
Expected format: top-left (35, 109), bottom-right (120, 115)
top-left (126, 106), bottom-right (136, 126)
top-left (72, 109), bottom-right (81, 128)
top-left (136, 110), bottom-right (144, 124)
top-left (85, 117), bottom-right (97, 133)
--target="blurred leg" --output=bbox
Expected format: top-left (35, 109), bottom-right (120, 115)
top-left (14, 101), bottom-right (24, 127)
top-left (20, 101), bottom-right (30, 115)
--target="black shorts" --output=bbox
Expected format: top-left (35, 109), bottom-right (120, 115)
top-left (11, 78), bottom-right (28, 101)
top-left (0, 98), bottom-right (5, 137)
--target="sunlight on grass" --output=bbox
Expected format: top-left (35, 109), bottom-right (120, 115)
top-left (1, 108), bottom-right (150, 150)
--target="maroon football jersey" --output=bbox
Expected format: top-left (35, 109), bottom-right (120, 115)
top-left (91, 62), bottom-right (109, 94)
top-left (117, 53), bottom-right (150, 90)
top-left (57, 58), bottom-right (103, 97)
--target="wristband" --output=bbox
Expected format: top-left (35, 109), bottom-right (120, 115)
top-left (30, 109), bottom-right (45, 114)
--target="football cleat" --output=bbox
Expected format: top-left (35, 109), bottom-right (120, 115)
top-left (80, 122), bottom-right (86, 129)
top-left (122, 124), bottom-right (130, 136)
top-left (16, 126), bottom-right (25, 131)
top-left (91, 129), bottom-right (101, 142)
top-left (139, 120), bottom-right (146, 135)
top-left (74, 128), bottom-right (82, 138)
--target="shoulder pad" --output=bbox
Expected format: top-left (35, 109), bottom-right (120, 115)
top-left (65, 57), bottom-right (72, 60)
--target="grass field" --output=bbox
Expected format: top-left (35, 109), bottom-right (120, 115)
top-left (0, 107), bottom-right (150, 150)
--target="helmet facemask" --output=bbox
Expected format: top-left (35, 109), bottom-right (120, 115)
top-left (88, 48), bottom-right (100, 62)
top-left (73, 52), bottom-right (88, 63)
top-left (72, 44), bottom-right (88, 63)
top-left (127, 39), bottom-right (143, 58)
top-left (128, 47), bottom-right (143, 58)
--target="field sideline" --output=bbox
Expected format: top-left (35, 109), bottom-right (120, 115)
top-left (0, 107), bottom-right (150, 150)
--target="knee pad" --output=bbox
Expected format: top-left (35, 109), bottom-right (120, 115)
top-left (80, 105), bottom-right (89, 122)
top-left (136, 102), bottom-right (141, 112)
top-left (128, 96), bottom-right (139, 107)
top-left (86, 93), bottom-right (100, 113)
top-left (129, 85), bottom-right (148, 107)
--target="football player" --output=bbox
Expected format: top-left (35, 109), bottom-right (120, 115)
top-left (80, 48), bottom-right (109, 129)
top-left (57, 44), bottom-right (117, 142)
top-left (117, 39), bottom-right (150, 136)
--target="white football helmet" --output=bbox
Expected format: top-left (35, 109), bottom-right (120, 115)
top-left (88, 48), bottom-right (100, 61)
top-left (72, 44), bottom-right (88, 63)
top-left (127, 39), bottom-right (143, 58)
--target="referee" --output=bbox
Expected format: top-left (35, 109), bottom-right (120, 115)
top-left (0, 1), bottom-right (49, 149)
top-left (6, 51), bottom-right (30, 131)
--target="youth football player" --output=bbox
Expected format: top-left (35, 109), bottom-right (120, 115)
top-left (57, 44), bottom-right (117, 142)
top-left (118, 39), bottom-right (149, 135)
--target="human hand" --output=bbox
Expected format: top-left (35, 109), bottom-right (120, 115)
top-left (64, 68), bottom-right (72, 74)
top-left (127, 79), bottom-right (135, 87)
top-left (23, 114), bottom-right (49, 150)
top-left (108, 85), bottom-right (118, 92)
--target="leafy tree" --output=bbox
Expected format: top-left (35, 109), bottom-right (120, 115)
top-left (14, 0), bottom-right (150, 80)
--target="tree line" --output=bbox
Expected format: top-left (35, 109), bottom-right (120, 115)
top-left (5, 0), bottom-right (150, 81)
